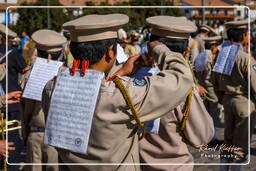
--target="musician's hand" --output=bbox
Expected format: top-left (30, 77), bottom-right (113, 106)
top-left (197, 85), bottom-right (208, 97)
top-left (7, 91), bottom-right (22, 104)
top-left (0, 141), bottom-right (15, 157)
top-left (114, 55), bottom-right (141, 76)
top-left (148, 41), bottom-right (163, 54)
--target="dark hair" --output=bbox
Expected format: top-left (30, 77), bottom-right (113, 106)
top-left (150, 35), bottom-right (188, 54)
top-left (70, 38), bottom-right (117, 65)
top-left (226, 28), bottom-right (247, 42)
top-left (37, 49), bottom-right (62, 60)
top-left (199, 29), bottom-right (209, 34)
top-left (205, 42), bottom-right (217, 50)
top-left (63, 31), bottom-right (70, 41)
top-left (220, 21), bottom-right (224, 25)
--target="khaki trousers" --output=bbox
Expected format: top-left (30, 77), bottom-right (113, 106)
top-left (222, 94), bottom-right (256, 162)
top-left (26, 132), bottom-right (59, 171)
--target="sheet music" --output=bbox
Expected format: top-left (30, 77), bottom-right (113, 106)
top-left (213, 41), bottom-right (240, 75)
top-left (144, 118), bottom-right (160, 134)
top-left (22, 57), bottom-right (63, 101)
top-left (194, 50), bottom-right (210, 71)
top-left (116, 43), bottom-right (128, 64)
top-left (148, 66), bottom-right (160, 76)
top-left (44, 68), bottom-right (104, 154)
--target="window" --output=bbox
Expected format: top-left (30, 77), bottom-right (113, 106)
top-left (237, 10), bottom-right (241, 16)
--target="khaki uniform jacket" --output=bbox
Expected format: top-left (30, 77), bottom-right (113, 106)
top-left (212, 47), bottom-right (256, 160)
top-left (213, 48), bottom-right (256, 101)
top-left (140, 105), bottom-right (193, 171)
top-left (42, 44), bottom-right (193, 171)
top-left (196, 51), bottom-right (219, 102)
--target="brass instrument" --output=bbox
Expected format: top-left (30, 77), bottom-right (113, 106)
top-left (0, 112), bottom-right (7, 171)
top-left (0, 120), bottom-right (21, 133)
top-left (0, 113), bottom-right (21, 171)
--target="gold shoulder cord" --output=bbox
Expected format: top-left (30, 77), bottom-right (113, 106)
top-left (113, 77), bottom-right (145, 139)
top-left (245, 53), bottom-right (252, 73)
top-left (180, 88), bottom-right (193, 131)
top-left (181, 53), bottom-right (196, 131)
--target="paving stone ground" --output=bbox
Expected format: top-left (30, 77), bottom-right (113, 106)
top-left (190, 124), bottom-right (256, 171)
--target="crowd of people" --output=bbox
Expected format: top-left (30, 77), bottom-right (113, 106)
top-left (0, 13), bottom-right (255, 171)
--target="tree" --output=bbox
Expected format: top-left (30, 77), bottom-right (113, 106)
top-left (83, 0), bottom-right (184, 31)
top-left (12, 0), bottom-right (184, 35)
top-left (12, 0), bottom-right (74, 36)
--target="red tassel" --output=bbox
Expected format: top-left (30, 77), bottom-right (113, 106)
top-left (81, 60), bottom-right (89, 76)
top-left (22, 68), bottom-right (27, 73)
top-left (70, 59), bottom-right (80, 75)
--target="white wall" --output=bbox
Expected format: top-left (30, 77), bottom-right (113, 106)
top-left (0, 11), bottom-right (19, 24)
top-left (0, 0), bottom-right (17, 3)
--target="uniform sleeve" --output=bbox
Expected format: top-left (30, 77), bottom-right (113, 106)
top-left (0, 65), bottom-right (5, 81)
top-left (129, 44), bottom-right (193, 122)
top-left (0, 95), bottom-right (5, 109)
top-left (20, 98), bottom-right (33, 141)
top-left (42, 79), bottom-right (56, 121)
top-left (19, 68), bottom-right (31, 90)
top-left (236, 51), bottom-right (256, 100)
top-left (13, 49), bottom-right (26, 73)
top-left (250, 57), bottom-right (256, 100)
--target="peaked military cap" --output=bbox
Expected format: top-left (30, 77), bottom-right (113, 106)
top-left (146, 16), bottom-right (197, 39)
top-left (202, 35), bottom-right (222, 44)
top-left (200, 24), bottom-right (218, 36)
top-left (0, 24), bottom-right (17, 38)
top-left (32, 29), bottom-right (67, 52)
top-left (63, 14), bottom-right (129, 42)
top-left (225, 18), bottom-right (252, 29)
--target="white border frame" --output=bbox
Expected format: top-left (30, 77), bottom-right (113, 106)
top-left (4, 5), bottom-right (251, 167)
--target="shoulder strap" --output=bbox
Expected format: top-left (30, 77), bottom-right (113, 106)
top-left (244, 53), bottom-right (252, 73)
top-left (0, 49), bottom-right (13, 63)
top-left (113, 77), bottom-right (145, 139)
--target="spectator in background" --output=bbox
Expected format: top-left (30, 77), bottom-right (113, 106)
top-left (63, 30), bottom-right (74, 68)
top-left (117, 28), bottom-right (128, 48)
top-left (125, 31), bottom-right (141, 57)
top-left (22, 34), bottom-right (36, 66)
top-left (10, 37), bottom-right (21, 49)
top-left (18, 31), bottom-right (30, 53)
top-left (116, 28), bottom-right (129, 65)
top-left (213, 22), bottom-right (219, 34)
top-left (218, 21), bottom-right (225, 37)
